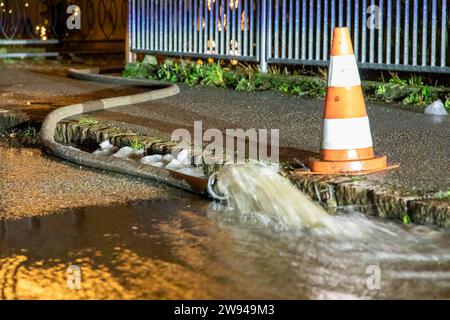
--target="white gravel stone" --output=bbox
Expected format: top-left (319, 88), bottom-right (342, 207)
top-left (162, 154), bottom-right (173, 162)
top-left (93, 140), bottom-right (118, 156)
top-left (112, 147), bottom-right (133, 159)
top-left (140, 154), bottom-right (164, 164)
top-left (177, 149), bottom-right (191, 164)
top-left (424, 100), bottom-right (448, 116)
top-left (165, 159), bottom-right (185, 170)
top-left (100, 140), bottom-right (114, 150)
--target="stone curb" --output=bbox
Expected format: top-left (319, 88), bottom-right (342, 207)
top-left (0, 109), bottom-right (30, 134)
top-left (54, 119), bottom-right (178, 156)
top-left (39, 68), bottom-right (208, 195)
top-left (290, 174), bottom-right (449, 228)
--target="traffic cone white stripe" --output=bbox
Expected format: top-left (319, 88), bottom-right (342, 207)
top-left (322, 117), bottom-right (373, 150)
top-left (327, 55), bottom-right (361, 87)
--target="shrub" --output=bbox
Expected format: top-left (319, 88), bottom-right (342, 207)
top-left (122, 62), bottom-right (448, 111)
top-left (123, 63), bottom-right (152, 79)
top-left (155, 63), bottom-right (177, 82)
top-left (202, 63), bottom-right (225, 87)
top-left (235, 77), bottom-right (255, 91)
top-left (183, 63), bottom-right (204, 86)
top-left (278, 83), bottom-right (290, 94)
top-left (403, 85), bottom-right (436, 106)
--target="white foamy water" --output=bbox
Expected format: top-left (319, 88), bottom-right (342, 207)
top-left (211, 164), bottom-right (450, 271)
top-left (213, 163), bottom-right (344, 233)
top-left (211, 163), bottom-right (445, 241)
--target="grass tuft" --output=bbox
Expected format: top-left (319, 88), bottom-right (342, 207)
top-left (402, 214), bottom-right (412, 225)
top-left (79, 117), bottom-right (99, 125)
top-left (444, 99), bottom-right (450, 112)
top-left (129, 137), bottom-right (144, 151)
top-left (434, 189), bottom-right (450, 200)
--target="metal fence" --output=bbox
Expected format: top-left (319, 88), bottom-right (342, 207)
top-left (129, 0), bottom-right (450, 73)
top-left (0, 0), bottom-right (126, 58)
top-left (130, 0), bottom-right (260, 62)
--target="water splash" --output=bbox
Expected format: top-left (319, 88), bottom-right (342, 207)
top-left (213, 163), bottom-right (341, 233)
top-left (210, 162), bottom-right (450, 258)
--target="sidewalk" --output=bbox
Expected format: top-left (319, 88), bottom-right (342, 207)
top-left (1, 68), bottom-right (449, 193)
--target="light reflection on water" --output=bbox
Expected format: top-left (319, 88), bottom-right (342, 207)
top-left (0, 196), bottom-right (449, 299)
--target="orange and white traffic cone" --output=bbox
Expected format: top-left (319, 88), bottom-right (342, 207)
top-left (309, 27), bottom-right (395, 174)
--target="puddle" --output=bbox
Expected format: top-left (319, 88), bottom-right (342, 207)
top-left (1, 198), bottom-right (449, 299)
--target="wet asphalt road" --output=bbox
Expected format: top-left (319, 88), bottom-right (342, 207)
top-left (1, 68), bottom-right (449, 192)
top-left (90, 83), bottom-right (450, 192)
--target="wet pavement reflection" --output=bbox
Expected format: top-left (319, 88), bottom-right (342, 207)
top-left (1, 197), bottom-right (449, 299)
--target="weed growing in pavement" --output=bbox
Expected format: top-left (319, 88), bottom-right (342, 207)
top-left (375, 85), bottom-right (386, 96)
top-left (79, 117), bottom-right (99, 125)
top-left (403, 85), bottom-right (436, 106)
top-left (434, 189), bottom-right (450, 200)
top-left (402, 214), bottom-right (412, 225)
top-left (129, 137), bottom-right (144, 151)
top-left (444, 99), bottom-right (450, 111)
top-left (18, 126), bottom-right (37, 138)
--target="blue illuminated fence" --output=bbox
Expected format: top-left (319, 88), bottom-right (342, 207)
top-left (129, 0), bottom-right (449, 73)
top-left (129, 0), bottom-right (260, 62)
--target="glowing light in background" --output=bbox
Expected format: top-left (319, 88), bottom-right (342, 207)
top-left (206, 0), bottom-right (246, 61)
top-left (35, 25), bottom-right (48, 41)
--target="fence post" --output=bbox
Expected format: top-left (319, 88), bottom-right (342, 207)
top-left (126, 0), bottom-right (137, 63)
top-left (260, 0), bottom-right (268, 72)
top-left (441, 0), bottom-right (447, 67)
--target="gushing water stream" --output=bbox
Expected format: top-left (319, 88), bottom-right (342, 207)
top-left (212, 163), bottom-right (378, 238)
top-left (213, 164), bottom-right (334, 230)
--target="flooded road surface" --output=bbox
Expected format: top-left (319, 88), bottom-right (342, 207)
top-left (1, 196), bottom-right (449, 299)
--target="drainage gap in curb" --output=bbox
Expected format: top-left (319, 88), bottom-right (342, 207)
top-left (0, 110), bottom-right (41, 148)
